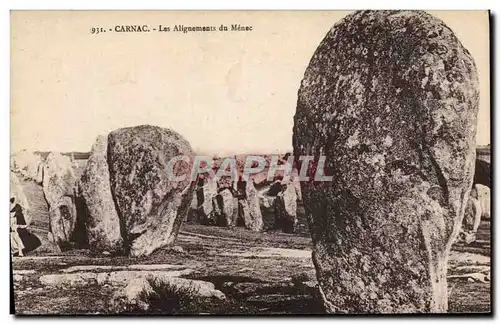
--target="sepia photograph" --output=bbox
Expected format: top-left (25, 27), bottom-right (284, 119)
top-left (9, 10), bottom-right (491, 315)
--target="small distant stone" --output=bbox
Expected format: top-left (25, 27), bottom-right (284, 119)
top-left (302, 281), bottom-right (318, 289)
top-left (170, 246), bottom-right (185, 254)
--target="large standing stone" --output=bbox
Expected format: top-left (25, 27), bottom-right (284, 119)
top-left (212, 194), bottom-right (222, 224)
top-left (217, 175), bottom-right (235, 191)
top-left (237, 199), bottom-right (250, 229)
top-left (231, 195), bottom-right (240, 226)
top-left (241, 180), bottom-right (263, 232)
top-left (292, 170), bottom-right (303, 202)
top-left (11, 150), bottom-right (44, 183)
top-left (293, 11), bottom-right (479, 313)
top-left (201, 177), bottom-right (218, 224)
top-left (185, 193), bottom-right (198, 222)
top-left (107, 125), bottom-right (195, 257)
top-left (475, 184), bottom-right (490, 219)
top-left (219, 188), bottom-right (238, 227)
top-left (35, 162), bottom-right (44, 184)
top-left (459, 191), bottom-right (482, 244)
top-left (43, 152), bottom-right (78, 248)
top-left (80, 135), bottom-right (123, 253)
top-left (216, 175), bottom-right (239, 226)
top-left (273, 181), bottom-right (298, 233)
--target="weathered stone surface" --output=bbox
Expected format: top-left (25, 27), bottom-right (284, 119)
top-left (292, 171), bottom-right (303, 201)
top-left (475, 184), bottom-right (490, 219)
top-left (119, 276), bottom-right (226, 304)
top-left (11, 150), bottom-right (44, 183)
top-left (13, 274), bottom-right (24, 282)
top-left (39, 269), bottom-right (194, 287)
top-left (107, 125), bottom-right (195, 257)
top-left (293, 11), bottom-right (479, 313)
top-left (238, 199), bottom-right (250, 229)
top-left (80, 135), bottom-right (123, 254)
top-left (200, 177), bottom-right (218, 224)
top-left (185, 193), bottom-right (198, 222)
top-left (42, 152), bottom-right (78, 248)
top-left (221, 247), bottom-right (312, 259)
top-left (212, 195), bottom-right (222, 223)
top-left (10, 172), bottom-right (32, 226)
top-left (218, 189), bottom-right (238, 227)
top-left (241, 180), bottom-right (263, 232)
top-left (35, 163), bottom-right (44, 184)
top-left (448, 272), bottom-right (490, 283)
top-left (43, 153), bottom-right (77, 206)
top-left (13, 269), bottom-right (36, 275)
top-left (459, 190), bottom-right (482, 244)
top-left (61, 264), bottom-right (187, 273)
top-left (259, 190), bottom-right (275, 209)
top-left (273, 180), bottom-right (298, 233)
top-left (217, 175), bottom-right (236, 191)
top-left (40, 272), bottom-right (97, 287)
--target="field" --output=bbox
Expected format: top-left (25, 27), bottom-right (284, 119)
top-left (11, 160), bottom-right (491, 315)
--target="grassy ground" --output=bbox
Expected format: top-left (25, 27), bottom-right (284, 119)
top-left (11, 174), bottom-right (491, 315)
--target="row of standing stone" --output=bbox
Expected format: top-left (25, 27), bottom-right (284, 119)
top-left (186, 174), bottom-right (300, 233)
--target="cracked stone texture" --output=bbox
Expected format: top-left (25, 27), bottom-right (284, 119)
top-left (241, 180), bottom-right (263, 232)
top-left (475, 184), bottom-right (490, 219)
top-left (200, 177), bottom-right (218, 223)
top-left (42, 152), bottom-right (78, 248)
top-left (219, 188), bottom-right (239, 227)
top-left (108, 125), bottom-right (195, 257)
top-left (11, 150), bottom-right (44, 184)
top-left (293, 10), bottom-right (479, 313)
top-left (80, 135), bottom-right (123, 254)
top-left (273, 180), bottom-right (299, 233)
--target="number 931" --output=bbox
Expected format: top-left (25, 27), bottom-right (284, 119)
top-left (91, 27), bottom-right (105, 34)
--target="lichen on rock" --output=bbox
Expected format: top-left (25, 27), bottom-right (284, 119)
top-left (107, 125), bottom-right (195, 257)
top-left (293, 10), bottom-right (479, 313)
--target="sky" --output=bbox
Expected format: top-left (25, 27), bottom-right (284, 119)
top-left (11, 10), bottom-right (490, 155)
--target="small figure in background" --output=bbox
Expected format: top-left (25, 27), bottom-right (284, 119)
top-left (10, 197), bottom-right (27, 256)
top-left (10, 197), bottom-right (41, 257)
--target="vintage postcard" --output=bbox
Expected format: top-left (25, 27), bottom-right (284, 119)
top-left (10, 10), bottom-right (490, 315)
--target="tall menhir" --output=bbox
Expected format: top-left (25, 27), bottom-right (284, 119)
top-left (293, 10), bottom-right (479, 313)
